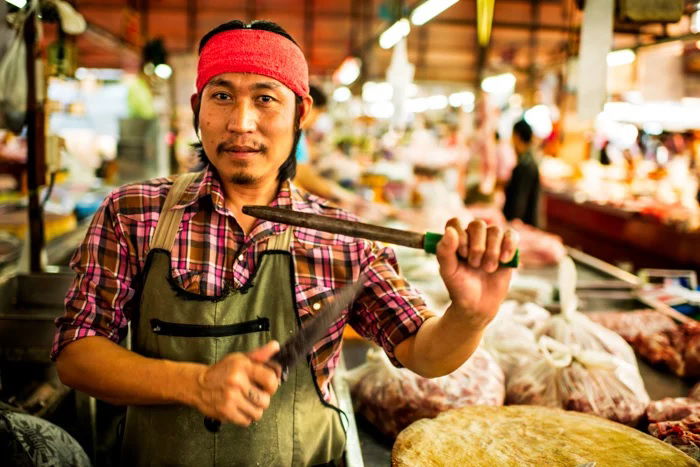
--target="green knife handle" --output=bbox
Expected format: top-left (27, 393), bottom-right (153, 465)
top-left (423, 232), bottom-right (519, 268)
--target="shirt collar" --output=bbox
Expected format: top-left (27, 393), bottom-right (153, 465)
top-left (171, 165), bottom-right (315, 234)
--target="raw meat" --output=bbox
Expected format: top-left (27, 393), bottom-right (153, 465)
top-left (647, 398), bottom-right (700, 423)
top-left (506, 336), bottom-right (650, 426)
top-left (509, 219), bottom-right (567, 268)
top-left (346, 347), bottom-right (504, 438)
top-left (633, 322), bottom-right (700, 379)
top-left (587, 310), bottom-right (677, 342)
top-left (537, 258), bottom-right (638, 367)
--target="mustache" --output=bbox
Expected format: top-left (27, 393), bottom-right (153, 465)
top-left (217, 142), bottom-right (267, 153)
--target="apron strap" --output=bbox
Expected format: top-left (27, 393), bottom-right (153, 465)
top-left (267, 226), bottom-right (293, 251)
top-left (150, 171), bottom-right (202, 252)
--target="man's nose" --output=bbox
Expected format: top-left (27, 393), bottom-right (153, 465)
top-left (226, 101), bottom-right (256, 133)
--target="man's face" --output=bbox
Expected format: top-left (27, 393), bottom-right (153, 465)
top-left (193, 72), bottom-right (311, 186)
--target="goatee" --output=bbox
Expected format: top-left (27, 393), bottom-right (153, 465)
top-left (230, 172), bottom-right (258, 185)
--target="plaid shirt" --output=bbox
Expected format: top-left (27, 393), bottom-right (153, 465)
top-left (53, 166), bottom-right (434, 400)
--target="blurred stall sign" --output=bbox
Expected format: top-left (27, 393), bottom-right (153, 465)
top-left (121, 7), bottom-right (141, 46)
top-left (576, 0), bottom-right (614, 121)
top-left (618, 0), bottom-right (683, 23)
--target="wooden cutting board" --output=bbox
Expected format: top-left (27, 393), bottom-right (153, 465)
top-left (392, 405), bottom-right (698, 467)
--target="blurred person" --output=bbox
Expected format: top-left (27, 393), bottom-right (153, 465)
top-left (293, 85), bottom-right (362, 207)
top-left (52, 18), bottom-right (519, 466)
top-left (503, 119), bottom-right (540, 227)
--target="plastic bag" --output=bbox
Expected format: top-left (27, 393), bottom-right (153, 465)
top-left (0, 17), bottom-right (27, 133)
top-left (346, 346), bottom-right (505, 438)
top-left (506, 336), bottom-right (650, 425)
top-left (482, 301), bottom-right (550, 377)
top-left (536, 257), bottom-right (638, 367)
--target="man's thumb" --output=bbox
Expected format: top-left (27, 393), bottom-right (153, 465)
top-left (248, 340), bottom-right (280, 363)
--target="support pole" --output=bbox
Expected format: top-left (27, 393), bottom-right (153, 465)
top-left (24, 7), bottom-right (46, 273)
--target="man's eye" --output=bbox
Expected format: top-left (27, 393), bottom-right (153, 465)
top-left (213, 92), bottom-right (230, 100)
top-left (258, 95), bottom-right (275, 104)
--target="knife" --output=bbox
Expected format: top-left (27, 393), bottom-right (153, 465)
top-left (204, 276), bottom-right (366, 433)
top-left (243, 205), bottom-right (519, 268)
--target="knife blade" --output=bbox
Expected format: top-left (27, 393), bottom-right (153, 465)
top-left (270, 275), bottom-right (366, 381)
top-left (242, 205), bottom-right (519, 268)
top-left (204, 276), bottom-right (366, 433)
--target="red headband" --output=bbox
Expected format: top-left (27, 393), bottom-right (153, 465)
top-left (196, 29), bottom-right (309, 97)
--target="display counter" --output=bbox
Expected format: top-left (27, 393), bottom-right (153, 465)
top-left (544, 189), bottom-right (700, 273)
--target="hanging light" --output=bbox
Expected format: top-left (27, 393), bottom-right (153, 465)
top-left (606, 49), bottom-right (635, 67)
top-left (154, 64), bottom-right (173, 79)
top-left (5, 0), bottom-right (27, 8)
top-left (333, 57), bottom-right (361, 85)
top-left (379, 19), bottom-right (411, 50)
top-left (481, 73), bottom-right (516, 94)
top-left (333, 87), bottom-right (352, 102)
top-left (410, 0), bottom-right (460, 26)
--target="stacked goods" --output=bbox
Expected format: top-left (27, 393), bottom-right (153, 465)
top-left (506, 336), bottom-right (650, 425)
top-left (346, 347), bottom-right (504, 438)
top-left (537, 258), bottom-right (638, 367)
top-left (392, 406), bottom-right (698, 467)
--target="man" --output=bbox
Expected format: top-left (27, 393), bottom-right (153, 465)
top-left (53, 20), bottom-right (518, 466)
top-left (503, 119), bottom-right (540, 226)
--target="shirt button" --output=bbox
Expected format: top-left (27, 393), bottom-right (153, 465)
top-left (238, 254), bottom-right (245, 262)
top-left (312, 302), bottom-right (322, 311)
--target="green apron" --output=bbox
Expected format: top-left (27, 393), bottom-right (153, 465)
top-left (120, 173), bottom-right (346, 466)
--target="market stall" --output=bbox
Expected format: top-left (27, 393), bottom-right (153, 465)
top-left (342, 248), bottom-right (698, 465)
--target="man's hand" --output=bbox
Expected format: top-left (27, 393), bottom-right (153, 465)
top-left (193, 341), bottom-right (281, 427)
top-left (436, 218), bottom-right (518, 329)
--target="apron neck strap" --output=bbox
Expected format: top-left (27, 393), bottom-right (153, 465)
top-left (267, 226), bottom-right (293, 251)
top-left (150, 171), bottom-right (202, 252)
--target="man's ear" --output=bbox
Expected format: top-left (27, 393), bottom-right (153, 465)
top-left (298, 94), bottom-right (314, 130)
top-left (190, 93), bottom-right (200, 114)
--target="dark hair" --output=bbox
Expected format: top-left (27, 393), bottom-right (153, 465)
top-left (192, 20), bottom-right (304, 182)
top-left (513, 119), bottom-right (533, 144)
top-left (309, 85), bottom-right (327, 109)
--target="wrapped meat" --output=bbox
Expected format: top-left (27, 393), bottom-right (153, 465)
top-left (646, 398), bottom-right (700, 423)
top-left (509, 219), bottom-right (566, 268)
top-left (537, 258), bottom-right (638, 367)
top-left (346, 346), bottom-right (504, 438)
top-left (586, 310), bottom-right (677, 342)
top-left (506, 336), bottom-right (650, 426)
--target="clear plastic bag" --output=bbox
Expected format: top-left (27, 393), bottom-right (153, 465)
top-left (482, 301), bottom-right (550, 377)
top-left (346, 346), bottom-right (505, 438)
top-left (506, 336), bottom-right (650, 426)
top-left (537, 257), bottom-right (638, 367)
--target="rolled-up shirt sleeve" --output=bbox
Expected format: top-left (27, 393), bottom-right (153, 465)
top-left (349, 242), bottom-right (436, 367)
top-left (51, 193), bottom-right (136, 360)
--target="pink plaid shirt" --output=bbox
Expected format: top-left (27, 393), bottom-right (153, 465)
top-left (53, 166), bottom-right (434, 400)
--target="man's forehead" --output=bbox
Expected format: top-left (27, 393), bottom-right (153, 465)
top-left (205, 72), bottom-right (292, 93)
